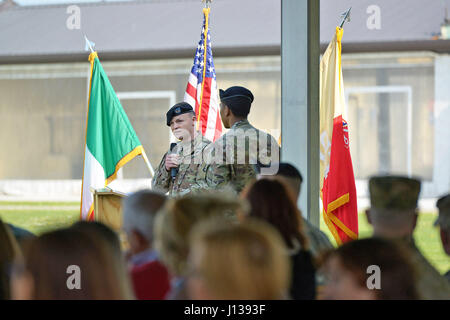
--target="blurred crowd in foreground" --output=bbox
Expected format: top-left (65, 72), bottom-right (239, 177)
top-left (1, 163), bottom-right (449, 300)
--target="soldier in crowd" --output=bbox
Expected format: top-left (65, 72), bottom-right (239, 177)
top-left (366, 175), bottom-right (450, 299)
top-left (435, 194), bottom-right (450, 282)
top-left (203, 86), bottom-right (280, 193)
top-left (152, 102), bottom-right (211, 197)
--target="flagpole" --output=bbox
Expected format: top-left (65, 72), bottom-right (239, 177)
top-left (141, 149), bottom-right (155, 178)
top-left (80, 34), bottom-right (96, 220)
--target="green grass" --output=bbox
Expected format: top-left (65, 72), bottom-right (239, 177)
top-left (0, 201), bottom-right (79, 207)
top-left (320, 212), bottom-right (450, 274)
top-left (0, 202), bottom-right (448, 274)
top-left (0, 209), bottom-right (79, 235)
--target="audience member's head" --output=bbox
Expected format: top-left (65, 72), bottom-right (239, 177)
top-left (122, 190), bottom-right (167, 256)
top-left (70, 221), bottom-right (134, 298)
top-left (11, 227), bottom-right (133, 300)
top-left (187, 218), bottom-right (291, 300)
top-left (0, 219), bottom-right (22, 300)
top-left (319, 238), bottom-right (418, 300)
top-left (71, 220), bottom-right (121, 257)
top-left (241, 179), bottom-right (308, 251)
top-left (435, 194), bottom-right (450, 256)
top-left (7, 223), bottom-right (35, 246)
top-left (260, 162), bottom-right (303, 201)
top-left (366, 176), bottom-right (421, 239)
top-left (154, 193), bottom-right (244, 277)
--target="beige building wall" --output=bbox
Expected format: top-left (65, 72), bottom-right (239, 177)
top-left (0, 56), bottom-right (282, 180)
top-left (0, 53), bottom-right (439, 193)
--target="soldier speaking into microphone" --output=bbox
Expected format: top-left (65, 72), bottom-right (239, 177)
top-left (152, 102), bottom-right (211, 197)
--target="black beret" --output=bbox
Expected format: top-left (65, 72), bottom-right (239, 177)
top-left (219, 86), bottom-right (254, 104)
top-left (166, 102), bottom-right (195, 126)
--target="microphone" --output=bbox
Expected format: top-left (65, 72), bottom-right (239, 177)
top-left (170, 142), bottom-right (178, 180)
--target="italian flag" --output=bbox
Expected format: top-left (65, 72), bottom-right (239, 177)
top-left (80, 52), bottom-right (143, 221)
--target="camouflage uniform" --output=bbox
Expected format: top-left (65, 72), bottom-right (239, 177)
top-left (152, 133), bottom-right (211, 197)
top-left (303, 219), bottom-right (334, 257)
top-left (302, 218), bottom-right (334, 300)
top-left (203, 119), bottom-right (280, 194)
top-left (368, 176), bottom-right (450, 300)
top-left (395, 237), bottom-right (450, 300)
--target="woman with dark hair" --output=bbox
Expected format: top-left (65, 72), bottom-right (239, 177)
top-left (241, 179), bottom-right (316, 300)
top-left (0, 219), bottom-right (22, 300)
top-left (10, 227), bottom-right (133, 300)
top-left (319, 237), bottom-right (419, 300)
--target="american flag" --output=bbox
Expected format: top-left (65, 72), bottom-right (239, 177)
top-left (184, 9), bottom-right (222, 141)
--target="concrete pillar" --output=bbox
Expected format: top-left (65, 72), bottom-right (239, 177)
top-left (281, 0), bottom-right (320, 226)
top-left (431, 55), bottom-right (450, 196)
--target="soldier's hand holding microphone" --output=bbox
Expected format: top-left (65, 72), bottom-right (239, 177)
top-left (166, 143), bottom-right (180, 180)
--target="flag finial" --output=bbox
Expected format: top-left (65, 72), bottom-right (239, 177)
top-left (202, 0), bottom-right (212, 8)
top-left (84, 34), bottom-right (95, 53)
top-left (339, 7), bottom-right (352, 28)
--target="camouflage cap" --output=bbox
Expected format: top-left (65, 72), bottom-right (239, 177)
top-left (369, 175), bottom-right (421, 211)
top-left (435, 194), bottom-right (450, 228)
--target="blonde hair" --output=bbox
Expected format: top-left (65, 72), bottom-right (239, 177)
top-left (188, 218), bottom-right (291, 300)
top-left (154, 192), bottom-right (245, 276)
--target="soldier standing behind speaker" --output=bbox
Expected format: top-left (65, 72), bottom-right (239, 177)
top-left (203, 86), bottom-right (280, 194)
top-left (152, 103), bottom-right (211, 197)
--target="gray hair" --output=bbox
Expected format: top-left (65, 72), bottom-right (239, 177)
top-left (122, 190), bottom-right (167, 243)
